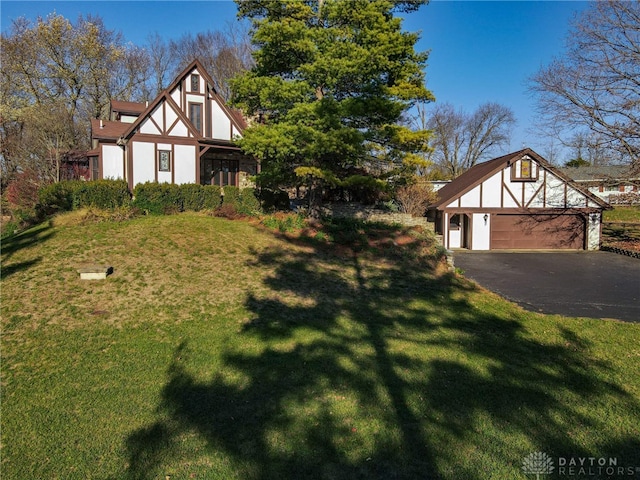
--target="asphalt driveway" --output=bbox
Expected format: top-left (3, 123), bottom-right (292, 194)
top-left (453, 251), bottom-right (640, 322)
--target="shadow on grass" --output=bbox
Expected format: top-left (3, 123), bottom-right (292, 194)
top-left (123, 221), bottom-right (639, 479)
top-left (1, 222), bottom-right (53, 279)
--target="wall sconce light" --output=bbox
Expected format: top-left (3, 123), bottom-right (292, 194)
top-left (590, 213), bottom-right (598, 224)
top-left (483, 214), bottom-right (489, 225)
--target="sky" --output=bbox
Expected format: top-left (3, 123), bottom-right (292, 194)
top-left (1, 0), bottom-right (589, 163)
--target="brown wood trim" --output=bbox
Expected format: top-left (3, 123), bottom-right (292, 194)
top-left (503, 181), bottom-right (521, 207)
top-left (479, 182), bottom-right (483, 208)
top-left (206, 97), bottom-right (212, 138)
top-left (166, 116), bottom-right (182, 136)
top-left (147, 110), bottom-right (162, 134)
top-left (440, 206), bottom-right (604, 214)
top-left (525, 182), bottom-right (545, 208)
top-left (543, 169), bottom-right (547, 207)
top-left (127, 141), bottom-right (134, 191)
top-left (501, 169), bottom-right (505, 207)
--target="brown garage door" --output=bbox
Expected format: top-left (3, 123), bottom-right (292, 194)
top-left (491, 214), bottom-right (585, 249)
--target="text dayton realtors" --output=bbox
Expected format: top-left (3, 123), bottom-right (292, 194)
top-left (557, 456), bottom-right (636, 477)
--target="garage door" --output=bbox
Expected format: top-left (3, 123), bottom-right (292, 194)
top-left (491, 214), bottom-right (585, 249)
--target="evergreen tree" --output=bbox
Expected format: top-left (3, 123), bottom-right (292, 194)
top-left (231, 0), bottom-right (433, 215)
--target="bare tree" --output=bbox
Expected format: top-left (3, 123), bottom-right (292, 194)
top-left (146, 32), bottom-right (175, 97)
top-left (530, 0), bottom-right (640, 169)
top-left (169, 21), bottom-right (254, 101)
top-left (427, 102), bottom-right (515, 178)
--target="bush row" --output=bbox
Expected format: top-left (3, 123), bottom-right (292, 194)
top-left (38, 179), bottom-right (131, 215)
top-left (36, 179), bottom-right (262, 217)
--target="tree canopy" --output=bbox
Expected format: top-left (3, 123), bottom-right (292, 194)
top-left (530, 0), bottom-right (640, 169)
top-left (230, 0), bottom-right (433, 213)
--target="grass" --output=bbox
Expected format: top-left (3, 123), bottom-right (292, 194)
top-left (602, 206), bottom-right (640, 247)
top-left (603, 205), bottom-right (640, 223)
top-left (2, 212), bottom-right (639, 479)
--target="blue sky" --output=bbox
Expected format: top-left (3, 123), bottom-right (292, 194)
top-left (1, 0), bottom-right (588, 162)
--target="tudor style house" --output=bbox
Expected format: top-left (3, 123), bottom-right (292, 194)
top-left (89, 60), bottom-right (258, 190)
top-left (428, 148), bottom-right (610, 251)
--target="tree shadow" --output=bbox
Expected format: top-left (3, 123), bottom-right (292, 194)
top-left (1, 222), bottom-right (53, 278)
top-left (123, 221), bottom-right (639, 479)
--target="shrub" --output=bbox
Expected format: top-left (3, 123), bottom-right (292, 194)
top-left (213, 203), bottom-right (242, 219)
top-left (257, 188), bottom-right (290, 212)
top-left (262, 213), bottom-right (306, 232)
top-left (38, 181), bottom-right (83, 215)
top-left (395, 183), bottom-right (436, 217)
top-left (222, 186), bottom-right (261, 216)
top-left (180, 183), bottom-right (207, 211)
top-left (5, 169), bottom-right (41, 210)
top-left (341, 175), bottom-right (389, 204)
top-left (202, 185), bottom-right (223, 210)
top-left (74, 179), bottom-right (131, 210)
top-left (133, 182), bottom-right (181, 215)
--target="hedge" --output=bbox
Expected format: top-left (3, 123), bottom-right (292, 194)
top-left (133, 182), bottom-right (224, 214)
top-left (38, 179), bottom-right (130, 215)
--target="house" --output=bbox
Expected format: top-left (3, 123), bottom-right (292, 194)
top-left (89, 60), bottom-right (258, 190)
top-left (428, 148), bottom-right (610, 251)
top-left (560, 165), bottom-right (640, 205)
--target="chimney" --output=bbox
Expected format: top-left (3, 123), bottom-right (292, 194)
top-left (145, 101), bottom-right (149, 108)
top-left (100, 119), bottom-right (104, 129)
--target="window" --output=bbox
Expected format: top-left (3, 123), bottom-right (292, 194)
top-left (511, 157), bottom-right (536, 181)
top-left (191, 74), bottom-right (199, 92)
top-left (91, 157), bottom-right (99, 180)
top-left (158, 150), bottom-right (171, 172)
top-left (189, 103), bottom-right (202, 133)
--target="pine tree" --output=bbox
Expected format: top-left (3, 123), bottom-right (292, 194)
top-left (231, 0), bottom-right (433, 215)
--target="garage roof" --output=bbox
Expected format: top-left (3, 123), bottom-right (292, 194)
top-left (430, 148), bottom-right (610, 210)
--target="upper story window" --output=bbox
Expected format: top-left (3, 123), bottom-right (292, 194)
top-left (191, 74), bottom-right (200, 92)
top-left (189, 103), bottom-right (202, 134)
top-left (511, 157), bottom-right (536, 181)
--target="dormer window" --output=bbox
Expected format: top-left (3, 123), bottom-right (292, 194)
top-left (511, 157), bottom-right (537, 181)
top-left (191, 74), bottom-right (199, 92)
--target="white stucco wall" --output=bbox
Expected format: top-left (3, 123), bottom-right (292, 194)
top-left (211, 101), bottom-right (231, 140)
top-left (132, 141), bottom-right (155, 185)
top-left (102, 145), bottom-right (124, 179)
top-left (482, 173), bottom-right (502, 208)
top-left (174, 145), bottom-right (196, 184)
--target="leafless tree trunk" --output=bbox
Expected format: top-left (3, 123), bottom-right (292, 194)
top-left (427, 102), bottom-right (515, 178)
top-left (530, 0), bottom-right (640, 170)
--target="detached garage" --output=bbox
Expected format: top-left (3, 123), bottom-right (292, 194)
top-left (428, 148), bottom-right (610, 251)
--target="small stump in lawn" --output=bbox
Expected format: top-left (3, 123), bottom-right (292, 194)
top-left (77, 265), bottom-right (113, 280)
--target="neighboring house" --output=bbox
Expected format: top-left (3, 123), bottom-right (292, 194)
top-left (89, 59), bottom-right (258, 190)
top-left (428, 148), bottom-right (610, 251)
top-left (560, 165), bottom-right (640, 205)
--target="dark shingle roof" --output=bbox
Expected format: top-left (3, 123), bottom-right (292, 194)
top-left (91, 119), bottom-right (129, 140)
top-left (430, 148), bottom-right (610, 210)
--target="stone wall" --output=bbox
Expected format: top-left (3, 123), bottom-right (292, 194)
top-left (322, 203), bottom-right (434, 231)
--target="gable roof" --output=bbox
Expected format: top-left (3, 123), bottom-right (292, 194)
top-left (120, 59), bottom-right (247, 141)
top-left (431, 148), bottom-right (610, 209)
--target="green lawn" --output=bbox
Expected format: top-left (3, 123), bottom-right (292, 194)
top-left (2, 212), bottom-right (639, 479)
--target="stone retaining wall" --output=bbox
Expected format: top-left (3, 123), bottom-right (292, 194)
top-left (323, 203), bottom-right (433, 230)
